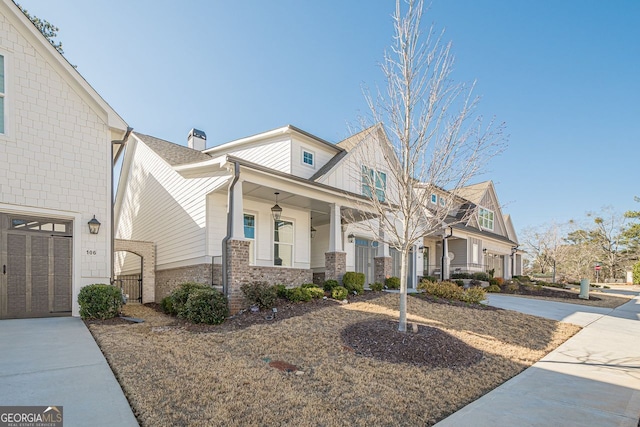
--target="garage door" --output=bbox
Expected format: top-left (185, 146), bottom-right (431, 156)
top-left (0, 214), bottom-right (72, 319)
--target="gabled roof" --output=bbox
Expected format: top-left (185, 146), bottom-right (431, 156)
top-left (455, 181), bottom-right (492, 206)
top-left (134, 132), bottom-right (212, 166)
top-left (2, 0), bottom-right (128, 132)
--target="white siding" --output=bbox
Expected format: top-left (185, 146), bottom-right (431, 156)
top-left (290, 137), bottom-right (337, 179)
top-left (229, 137), bottom-right (291, 173)
top-left (116, 139), bottom-right (228, 269)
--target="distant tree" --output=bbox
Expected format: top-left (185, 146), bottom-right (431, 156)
top-left (621, 196), bottom-right (640, 259)
top-left (13, 1), bottom-right (64, 54)
top-left (586, 208), bottom-right (629, 279)
top-left (521, 222), bottom-right (566, 282)
top-left (348, 0), bottom-right (505, 332)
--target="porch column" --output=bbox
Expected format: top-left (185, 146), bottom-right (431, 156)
top-left (325, 203), bottom-right (346, 283)
top-left (374, 220), bottom-right (392, 284)
top-left (230, 178), bottom-right (245, 239)
top-left (442, 237), bottom-right (450, 281)
top-left (227, 178), bottom-right (249, 314)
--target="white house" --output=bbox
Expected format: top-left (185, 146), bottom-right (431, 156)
top-left (115, 124), bottom-right (425, 312)
top-left (0, 0), bottom-right (129, 318)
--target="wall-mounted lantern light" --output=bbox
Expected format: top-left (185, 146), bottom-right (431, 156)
top-left (348, 233), bottom-right (355, 243)
top-left (419, 245), bottom-right (425, 253)
top-left (271, 192), bottom-right (282, 221)
top-left (482, 248), bottom-right (487, 253)
top-left (310, 217), bottom-right (316, 238)
top-left (88, 215), bottom-right (101, 235)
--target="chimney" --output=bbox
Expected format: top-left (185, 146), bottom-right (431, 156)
top-left (188, 128), bottom-right (206, 151)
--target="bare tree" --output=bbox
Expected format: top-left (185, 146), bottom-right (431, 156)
top-left (521, 222), bottom-right (567, 283)
top-left (347, 0), bottom-right (506, 332)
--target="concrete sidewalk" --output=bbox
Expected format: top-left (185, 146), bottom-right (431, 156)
top-left (0, 317), bottom-right (138, 427)
top-left (436, 294), bottom-right (640, 427)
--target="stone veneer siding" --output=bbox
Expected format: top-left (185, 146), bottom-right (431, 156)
top-left (155, 263), bottom-right (213, 302)
top-left (313, 272), bottom-right (326, 286)
top-left (374, 256), bottom-right (392, 285)
top-left (325, 252), bottom-right (346, 283)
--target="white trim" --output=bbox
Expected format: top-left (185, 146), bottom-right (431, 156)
top-left (273, 217), bottom-right (294, 267)
top-left (302, 149), bottom-right (315, 168)
top-left (243, 211), bottom-right (257, 265)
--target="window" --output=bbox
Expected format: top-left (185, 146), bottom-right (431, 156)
top-left (302, 150), bottom-right (314, 167)
top-left (439, 196), bottom-right (446, 207)
top-left (0, 54), bottom-right (5, 134)
top-left (472, 243), bottom-right (479, 264)
top-left (431, 194), bottom-right (437, 204)
top-left (244, 214), bottom-right (255, 265)
top-left (362, 165), bottom-right (386, 202)
top-left (478, 208), bottom-right (494, 230)
top-left (274, 220), bottom-right (293, 267)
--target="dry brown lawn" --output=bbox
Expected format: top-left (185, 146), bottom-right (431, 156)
top-left (88, 294), bottom-right (579, 426)
top-left (513, 287), bottom-right (632, 308)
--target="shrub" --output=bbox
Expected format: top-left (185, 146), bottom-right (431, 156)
top-left (421, 281), bottom-right (464, 300)
top-left (513, 275), bottom-right (532, 282)
top-left (494, 277), bottom-right (504, 286)
top-left (332, 286), bottom-right (348, 300)
top-left (160, 296), bottom-right (176, 315)
top-left (469, 279), bottom-right (482, 288)
top-left (422, 275), bottom-right (438, 283)
top-left (274, 284), bottom-right (288, 298)
top-left (451, 273), bottom-right (472, 279)
top-left (301, 283), bottom-right (318, 288)
top-left (462, 287), bottom-right (487, 304)
top-left (503, 281), bottom-right (519, 292)
top-left (241, 282), bottom-right (277, 309)
top-left (454, 279), bottom-right (464, 287)
top-left (343, 272), bottom-right (365, 294)
top-left (307, 287), bottom-right (325, 299)
top-left (180, 287), bottom-right (228, 324)
top-left (169, 282), bottom-right (209, 315)
top-left (285, 287), bottom-right (313, 302)
top-left (370, 282), bottom-right (384, 292)
top-left (633, 262), bottom-right (640, 284)
top-left (385, 276), bottom-right (401, 290)
top-left (486, 284), bottom-right (501, 293)
top-left (472, 272), bottom-right (491, 282)
top-left (323, 279), bottom-right (339, 292)
top-left (78, 284), bottom-right (123, 320)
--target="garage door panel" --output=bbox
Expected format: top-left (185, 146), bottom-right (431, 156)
top-left (53, 237), bottom-right (72, 313)
top-left (30, 235), bottom-right (50, 314)
top-left (7, 233), bottom-right (27, 317)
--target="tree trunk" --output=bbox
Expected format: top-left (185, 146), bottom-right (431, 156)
top-left (398, 249), bottom-right (408, 332)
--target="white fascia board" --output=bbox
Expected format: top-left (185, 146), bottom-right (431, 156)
top-left (173, 154), bottom-right (231, 178)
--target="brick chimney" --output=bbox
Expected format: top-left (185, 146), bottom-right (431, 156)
top-left (188, 128), bottom-right (206, 151)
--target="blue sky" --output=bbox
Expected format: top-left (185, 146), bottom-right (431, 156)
top-left (21, 0), bottom-right (640, 236)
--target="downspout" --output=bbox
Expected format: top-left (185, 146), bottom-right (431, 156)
top-left (111, 127), bottom-right (133, 284)
top-left (221, 160), bottom-right (240, 298)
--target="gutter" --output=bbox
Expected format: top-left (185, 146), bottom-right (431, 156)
top-left (221, 160), bottom-right (240, 297)
top-left (111, 127), bottom-right (133, 284)
top-left (441, 226), bottom-right (454, 281)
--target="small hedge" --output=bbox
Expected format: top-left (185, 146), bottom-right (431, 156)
top-left (486, 284), bottom-right (501, 293)
top-left (323, 279), bottom-right (339, 292)
top-left (418, 280), bottom-right (486, 304)
top-left (164, 282), bottom-right (209, 315)
top-left (274, 284), bottom-right (288, 298)
top-left (285, 285), bottom-right (323, 302)
top-left (370, 282), bottom-right (384, 292)
top-left (181, 287), bottom-right (228, 324)
top-left (422, 275), bottom-right (438, 283)
top-left (385, 276), bottom-right (400, 290)
top-left (241, 282), bottom-right (277, 309)
top-left (343, 272), bottom-right (365, 294)
top-left (78, 284), bottom-right (123, 320)
top-left (332, 286), bottom-right (348, 300)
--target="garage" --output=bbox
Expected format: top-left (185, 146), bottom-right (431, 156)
top-left (0, 213), bottom-right (73, 319)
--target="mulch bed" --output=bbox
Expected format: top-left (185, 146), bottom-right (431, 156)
top-left (342, 319), bottom-right (484, 368)
top-left (501, 283), bottom-right (602, 301)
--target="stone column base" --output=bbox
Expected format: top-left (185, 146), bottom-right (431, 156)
top-left (325, 251), bottom-right (346, 283)
top-left (374, 256), bottom-right (392, 284)
top-left (226, 239), bottom-right (250, 314)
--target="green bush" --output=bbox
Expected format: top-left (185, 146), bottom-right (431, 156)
top-left (421, 281), bottom-right (463, 300)
top-left (241, 282), bottom-right (278, 309)
top-left (422, 275), bottom-right (438, 282)
top-left (461, 287), bottom-right (487, 304)
top-left (472, 272), bottom-right (491, 282)
top-left (343, 272), bottom-right (365, 294)
top-left (286, 287), bottom-right (313, 302)
top-left (306, 286), bottom-right (325, 299)
top-left (451, 273), bottom-right (472, 279)
top-left (78, 284), bottom-right (123, 320)
top-left (169, 282), bottom-right (209, 315)
top-left (385, 276), bottom-right (401, 290)
top-left (489, 278), bottom-right (499, 287)
top-left (274, 284), bottom-right (288, 298)
top-left (160, 296), bottom-right (175, 315)
top-left (513, 275), bottom-right (532, 282)
top-left (486, 284), bottom-right (501, 293)
top-left (370, 282), bottom-right (384, 292)
top-left (454, 279), bottom-right (464, 287)
top-left (180, 287), bottom-right (228, 324)
top-left (323, 279), bottom-right (339, 292)
top-left (332, 286), bottom-right (348, 300)
top-left (633, 262), bottom-right (640, 284)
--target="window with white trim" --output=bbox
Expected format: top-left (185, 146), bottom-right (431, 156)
top-left (439, 196), bottom-right (446, 207)
top-left (362, 165), bottom-right (386, 202)
top-left (478, 208), bottom-right (494, 230)
top-left (0, 54), bottom-right (5, 134)
top-left (302, 150), bottom-right (314, 167)
top-left (244, 214), bottom-right (256, 265)
top-left (274, 220), bottom-right (293, 266)
top-left (431, 194), bottom-right (437, 204)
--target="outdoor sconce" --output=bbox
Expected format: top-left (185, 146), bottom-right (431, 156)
top-left (271, 192), bottom-right (282, 221)
top-left (348, 233), bottom-right (355, 243)
top-left (482, 248), bottom-right (487, 253)
top-left (419, 245), bottom-right (425, 253)
top-left (88, 215), bottom-right (101, 235)
top-left (511, 246), bottom-right (518, 255)
top-left (310, 217), bottom-right (316, 238)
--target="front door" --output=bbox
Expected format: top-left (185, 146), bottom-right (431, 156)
top-left (354, 238), bottom-right (377, 285)
top-left (0, 214), bottom-right (72, 319)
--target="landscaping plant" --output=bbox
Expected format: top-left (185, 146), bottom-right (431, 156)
top-left (323, 279), bottom-right (339, 292)
top-left (385, 276), bottom-right (401, 290)
top-left (180, 287), bottom-right (228, 324)
top-left (241, 282), bottom-right (278, 309)
top-left (78, 283), bottom-right (123, 320)
top-left (331, 286), bottom-right (348, 300)
top-left (342, 272), bottom-right (365, 294)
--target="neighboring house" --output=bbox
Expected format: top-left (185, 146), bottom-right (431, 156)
top-left (115, 125), bottom-right (426, 312)
top-left (0, 0), bottom-right (129, 318)
top-left (420, 181), bottom-right (522, 280)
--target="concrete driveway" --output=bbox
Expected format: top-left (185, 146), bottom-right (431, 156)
top-left (0, 317), bottom-right (138, 427)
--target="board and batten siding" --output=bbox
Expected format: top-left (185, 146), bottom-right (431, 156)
top-left (478, 191), bottom-right (506, 237)
top-left (116, 138), bottom-right (228, 271)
